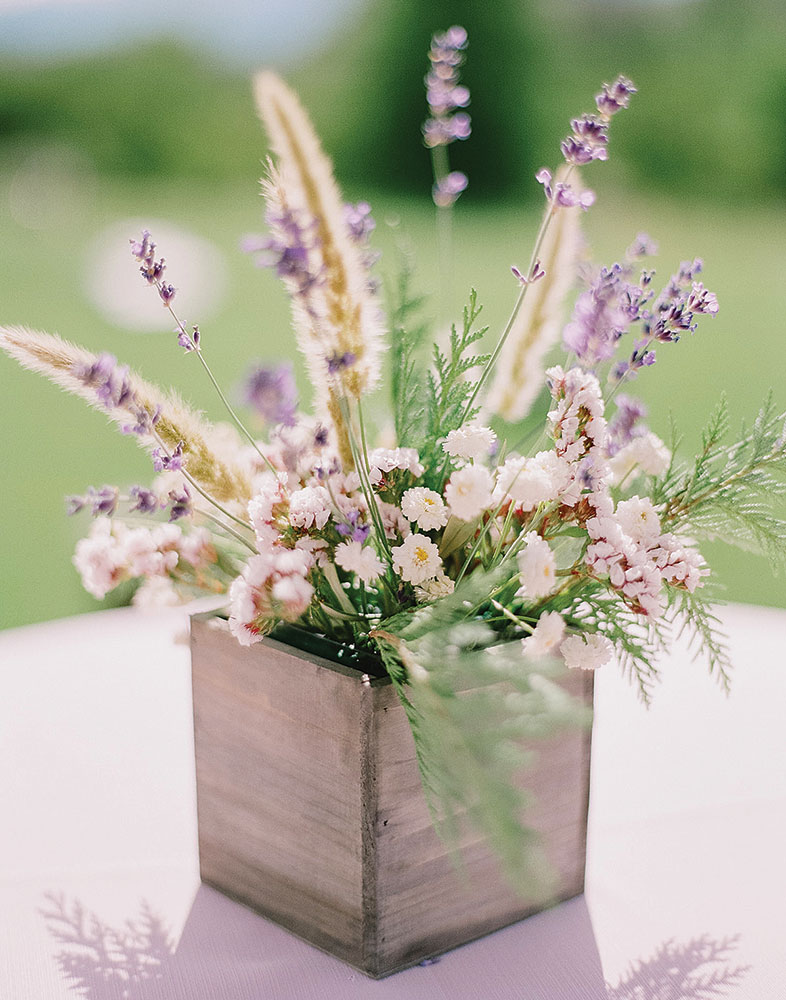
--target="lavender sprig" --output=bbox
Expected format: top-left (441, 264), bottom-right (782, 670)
top-left (130, 230), bottom-right (282, 482)
top-left (241, 362), bottom-right (298, 426)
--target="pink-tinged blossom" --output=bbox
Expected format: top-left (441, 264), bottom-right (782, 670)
top-left (377, 500), bottom-right (412, 541)
top-left (367, 447), bottom-right (424, 486)
top-left (607, 431), bottom-right (671, 485)
top-left (334, 540), bottom-right (385, 583)
top-left (546, 365), bottom-right (607, 463)
top-left (391, 533), bottom-right (443, 585)
top-left (442, 425), bottom-right (497, 462)
top-left (521, 611), bottom-right (566, 659)
top-left (516, 533), bottom-right (557, 600)
top-left (651, 534), bottom-right (708, 592)
top-left (132, 575), bottom-right (181, 609)
top-left (615, 495), bottom-right (661, 546)
top-left (73, 519), bottom-right (127, 599)
top-left (228, 547), bottom-right (314, 645)
top-left (177, 526), bottom-right (217, 569)
top-left (560, 632), bottom-right (614, 671)
top-left (288, 485), bottom-right (331, 531)
top-left (248, 473), bottom-right (289, 547)
top-left (444, 464), bottom-right (494, 521)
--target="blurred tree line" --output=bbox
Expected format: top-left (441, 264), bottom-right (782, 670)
top-left (0, 0), bottom-right (783, 204)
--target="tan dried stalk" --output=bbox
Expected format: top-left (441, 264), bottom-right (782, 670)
top-left (254, 72), bottom-right (385, 467)
top-left (0, 326), bottom-right (252, 506)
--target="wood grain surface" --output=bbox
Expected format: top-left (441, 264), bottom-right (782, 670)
top-left (191, 613), bottom-right (593, 978)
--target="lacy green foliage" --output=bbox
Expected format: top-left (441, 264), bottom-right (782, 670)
top-left (669, 586), bottom-right (733, 693)
top-left (421, 290), bottom-right (490, 483)
top-left (388, 259), bottom-right (428, 449)
top-left (655, 396), bottom-right (786, 565)
top-left (567, 589), bottom-right (665, 705)
top-left (373, 568), bottom-right (590, 893)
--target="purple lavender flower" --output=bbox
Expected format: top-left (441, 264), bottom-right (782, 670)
top-left (152, 441), bottom-right (185, 473)
top-left (432, 171), bottom-right (468, 208)
top-left (65, 494), bottom-right (87, 516)
top-left (626, 233), bottom-right (658, 261)
top-left (344, 202), bottom-right (376, 242)
top-left (645, 259), bottom-right (718, 344)
top-left (166, 484), bottom-right (192, 522)
top-left (563, 265), bottom-right (634, 363)
top-left (326, 351), bottom-right (356, 374)
top-left (246, 205), bottom-right (323, 307)
top-left (67, 485), bottom-right (120, 517)
top-left (423, 25), bottom-right (471, 154)
top-left (344, 202), bottom-right (381, 290)
top-left (536, 168), bottom-right (595, 210)
top-left (595, 76), bottom-right (637, 118)
top-left (606, 395), bottom-right (649, 455)
top-left (242, 362), bottom-right (298, 426)
top-left (128, 485), bottom-right (160, 514)
top-left (71, 353), bottom-right (158, 437)
top-left (176, 323), bottom-right (200, 352)
top-left (561, 115), bottom-right (609, 165)
top-left (336, 510), bottom-right (371, 543)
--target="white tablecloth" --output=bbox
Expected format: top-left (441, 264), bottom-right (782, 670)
top-left (1, 602), bottom-right (784, 999)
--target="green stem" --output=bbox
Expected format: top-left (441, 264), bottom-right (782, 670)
top-left (461, 181), bottom-right (569, 423)
top-left (158, 288), bottom-right (282, 482)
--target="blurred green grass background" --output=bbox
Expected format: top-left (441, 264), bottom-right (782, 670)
top-left (1, 0), bottom-right (785, 629)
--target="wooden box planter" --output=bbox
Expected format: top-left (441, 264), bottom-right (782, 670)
top-left (190, 612), bottom-right (593, 979)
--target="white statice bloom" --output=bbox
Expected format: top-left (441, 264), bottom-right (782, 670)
top-left (494, 450), bottom-right (571, 511)
top-left (414, 571), bottom-right (455, 603)
top-left (615, 495), bottom-right (662, 546)
top-left (248, 472), bottom-right (288, 547)
top-left (608, 431), bottom-right (671, 486)
top-left (444, 465), bottom-right (494, 521)
top-left (391, 533), bottom-right (443, 585)
top-left (521, 611), bottom-right (566, 659)
top-left (178, 527), bottom-right (216, 569)
top-left (288, 485), bottom-right (331, 531)
top-left (652, 533), bottom-right (708, 593)
top-left (295, 536), bottom-right (329, 567)
top-left (367, 447), bottom-right (424, 486)
top-left (442, 425), bottom-right (497, 461)
top-left (271, 574), bottom-right (313, 617)
top-left (132, 575), bottom-right (182, 609)
top-left (560, 632), bottom-right (614, 671)
top-left (122, 526), bottom-right (179, 578)
top-left (228, 546), bottom-right (314, 645)
top-left (516, 532), bottom-right (557, 599)
top-left (73, 518), bottom-right (126, 599)
top-left (400, 487), bottom-right (449, 531)
top-left (377, 500), bottom-right (412, 540)
top-left (334, 540), bottom-right (385, 583)
top-left (546, 364), bottom-right (607, 463)
top-left (228, 573), bottom-right (261, 646)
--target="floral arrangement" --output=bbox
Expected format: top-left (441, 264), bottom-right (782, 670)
top-left (4, 29), bottom-right (786, 886)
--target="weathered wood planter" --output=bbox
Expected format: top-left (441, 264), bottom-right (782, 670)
top-left (190, 612), bottom-right (593, 978)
